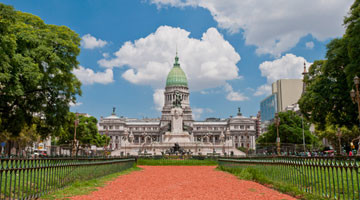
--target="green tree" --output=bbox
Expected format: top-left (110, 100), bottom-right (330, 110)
top-left (316, 124), bottom-right (360, 154)
top-left (0, 4), bottom-right (82, 140)
top-left (57, 112), bottom-right (109, 156)
top-left (299, 0), bottom-right (360, 129)
top-left (257, 111), bottom-right (318, 145)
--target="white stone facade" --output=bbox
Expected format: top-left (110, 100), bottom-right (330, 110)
top-left (98, 55), bottom-right (257, 156)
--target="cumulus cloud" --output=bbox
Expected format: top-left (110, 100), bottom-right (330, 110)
top-left (69, 101), bottom-right (83, 107)
top-left (150, 0), bottom-right (352, 56)
top-left (305, 41), bottom-right (314, 49)
top-left (192, 108), bottom-right (204, 120)
top-left (81, 34), bottom-right (108, 49)
top-left (102, 53), bottom-right (110, 58)
top-left (224, 83), bottom-right (249, 101)
top-left (153, 89), bottom-right (165, 111)
top-left (254, 54), bottom-right (311, 96)
top-left (254, 84), bottom-right (272, 96)
top-left (192, 107), bottom-right (213, 120)
top-left (98, 26), bottom-right (240, 91)
top-left (72, 66), bottom-right (114, 85)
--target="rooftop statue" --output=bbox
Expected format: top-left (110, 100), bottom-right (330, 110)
top-left (173, 91), bottom-right (183, 108)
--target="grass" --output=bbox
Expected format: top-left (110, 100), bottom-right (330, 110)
top-left (137, 158), bottom-right (218, 166)
top-left (0, 159), bottom-right (135, 199)
top-left (40, 166), bottom-right (141, 200)
top-left (217, 165), bottom-right (325, 200)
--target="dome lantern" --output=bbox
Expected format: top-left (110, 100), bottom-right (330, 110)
top-left (165, 53), bottom-right (188, 87)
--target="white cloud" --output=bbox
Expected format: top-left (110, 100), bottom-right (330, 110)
top-left (192, 108), bottom-right (204, 120)
top-left (81, 34), bottom-right (108, 49)
top-left (98, 26), bottom-right (240, 91)
top-left (150, 0), bottom-right (352, 56)
top-left (69, 101), bottom-right (83, 107)
top-left (254, 84), bottom-right (272, 96)
top-left (153, 89), bottom-right (165, 111)
top-left (259, 54), bottom-right (311, 84)
top-left (224, 83), bottom-right (249, 101)
top-left (305, 41), bottom-right (314, 49)
top-left (192, 107), bottom-right (213, 120)
top-left (72, 66), bottom-right (114, 85)
top-left (102, 53), bottom-right (110, 58)
top-left (254, 54), bottom-right (311, 96)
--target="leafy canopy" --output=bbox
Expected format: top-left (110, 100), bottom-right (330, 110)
top-left (257, 111), bottom-right (318, 145)
top-left (299, 0), bottom-right (360, 129)
top-left (0, 3), bottom-right (81, 138)
top-left (56, 112), bottom-right (110, 149)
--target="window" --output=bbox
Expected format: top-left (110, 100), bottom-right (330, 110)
top-left (135, 127), bottom-right (138, 130)
top-left (110, 136), bottom-right (113, 139)
top-left (116, 136), bottom-right (118, 139)
top-left (115, 126), bottom-right (119, 129)
top-left (109, 126), bottom-right (113, 130)
top-left (103, 126), bottom-right (107, 129)
top-left (241, 136), bottom-right (243, 139)
top-left (197, 127), bottom-right (201, 130)
top-left (247, 125), bottom-right (250, 129)
top-left (247, 136), bottom-right (249, 139)
top-left (214, 127), bottom-right (218, 130)
top-left (240, 125), bottom-right (244, 129)
top-left (234, 125), bottom-right (239, 129)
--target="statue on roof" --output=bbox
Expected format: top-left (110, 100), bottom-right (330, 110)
top-left (112, 107), bottom-right (116, 115)
top-left (237, 107), bottom-right (242, 116)
top-left (173, 91), bottom-right (183, 108)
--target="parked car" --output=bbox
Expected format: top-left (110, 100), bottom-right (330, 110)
top-left (32, 150), bottom-right (47, 158)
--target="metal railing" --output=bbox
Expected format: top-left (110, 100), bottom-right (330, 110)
top-left (0, 157), bottom-right (135, 199)
top-left (218, 156), bottom-right (360, 200)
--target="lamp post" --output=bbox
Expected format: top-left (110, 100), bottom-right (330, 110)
top-left (275, 113), bottom-right (281, 156)
top-left (350, 75), bottom-right (360, 155)
top-left (337, 128), bottom-right (342, 155)
top-left (245, 126), bottom-right (249, 157)
top-left (350, 75), bottom-right (360, 125)
top-left (72, 112), bottom-right (79, 157)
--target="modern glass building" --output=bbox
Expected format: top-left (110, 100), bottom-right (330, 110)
top-left (260, 94), bottom-right (277, 122)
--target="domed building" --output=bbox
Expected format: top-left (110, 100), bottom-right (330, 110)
top-left (98, 53), bottom-right (258, 156)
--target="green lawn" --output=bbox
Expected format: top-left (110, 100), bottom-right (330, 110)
top-left (40, 166), bottom-right (141, 200)
top-left (0, 159), bottom-right (135, 199)
top-left (218, 159), bottom-right (360, 200)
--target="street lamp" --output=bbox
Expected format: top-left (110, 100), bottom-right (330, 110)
top-left (350, 75), bottom-right (360, 155)
top-left (245, 126), bottom-right (249, 157)
top-left (350, 75), bottom-right (360, 125)
top-left (337, 128), bottom-right (342, 155)
top-left (275, 113), bottom-right (281, 156)
top-left (72, 112), bottom-right (79, 157)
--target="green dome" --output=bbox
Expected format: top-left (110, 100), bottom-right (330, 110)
top-left (166, 55), bottom-right (188, 87)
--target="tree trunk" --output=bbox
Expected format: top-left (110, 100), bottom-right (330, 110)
top-left (6, 140), bottom-right (12, 157)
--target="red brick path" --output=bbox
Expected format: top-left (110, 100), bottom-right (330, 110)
top-left (71, 166), bottom-right (296, 200)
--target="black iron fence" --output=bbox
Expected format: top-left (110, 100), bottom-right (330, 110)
top-left (0, 157), bottom-right (135, 199)
top-left (218, 156), bottom-right (360, 200)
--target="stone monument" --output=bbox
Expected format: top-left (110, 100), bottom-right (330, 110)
top-left (163, 91), bottom-right (192, 143)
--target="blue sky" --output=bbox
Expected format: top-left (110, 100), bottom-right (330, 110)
top-left (2, 0), bottom-right (353, 120)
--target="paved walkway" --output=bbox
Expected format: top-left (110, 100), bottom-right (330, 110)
top-left (71, 166), bottom-right (296, 200)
